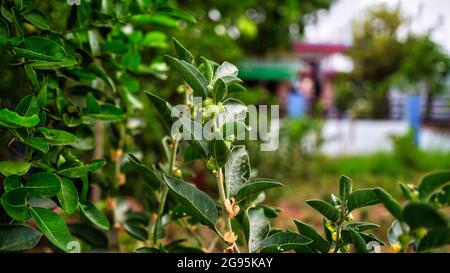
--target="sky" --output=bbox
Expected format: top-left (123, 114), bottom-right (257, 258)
top-left (304, 0), bottom-right (450, 53)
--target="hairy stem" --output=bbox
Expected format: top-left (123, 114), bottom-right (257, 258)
top-left (216, 168), bottom-right (240, 253)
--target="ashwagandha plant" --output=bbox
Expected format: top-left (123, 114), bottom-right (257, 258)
top-left (299, 175), bottom-right (384, 253)
top-left (125, 39), bottom-right (450, 254)
top-left (0, 0), bottom-right (448, 253)
top-left (374, 171), bottom-right (450, 253)
top-left (0, 0), bottom-right (195, 253)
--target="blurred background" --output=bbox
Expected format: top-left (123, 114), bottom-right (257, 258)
top-left (1, 0), bottom-right (450, 251)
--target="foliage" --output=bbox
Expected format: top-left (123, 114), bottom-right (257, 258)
top-left (0, 0), bottom-right (195, 252)
top-left (0, 0), bottom-right (448, 254)
top-left (376, 171), bottom-right (450, 252)
top-left (345, 4), bottom-right (450, 118)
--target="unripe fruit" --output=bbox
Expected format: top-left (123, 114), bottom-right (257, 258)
top-left (206, 105), bottom-right (219, 117)
top-left (177, 85), bottom-right (186, 94)
top-left (203, 98), bottom-right (213, 107)
top-left (207, 158), bottom-right (218, 171)
top-left (415, 227), bottom-right (427, 240)
top-left (389, 243), bottom-right (402, 253)
top-left (173, 168), bottom-right (182, 177)
top-left (332, 231), bottom-right (337, 241)
top-left (326, 220), bottom-right (336, 232)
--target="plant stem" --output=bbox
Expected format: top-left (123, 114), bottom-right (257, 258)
top-left (216, 168), bottom-right (240, 253)
top-left (152, 137), bottom-right (178, 245)
top-left (334, 224), bottom-right (342, 253)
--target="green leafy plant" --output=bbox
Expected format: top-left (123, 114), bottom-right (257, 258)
top-left (0, 0), bottom-right (194, 252)
top-left (0, 0), bottom-right (448, 254)
top-left (375, 171), bottom-right (450, 252)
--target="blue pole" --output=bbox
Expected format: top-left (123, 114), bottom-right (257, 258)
top-left (405, 94), bottom-right (422, 145)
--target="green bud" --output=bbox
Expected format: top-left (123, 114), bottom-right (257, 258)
top-left (325, 220), bottom-right (336, 232)
top-left (207, 158), bottom-right (218, 171)
top-left (206, 105), bottom-right (219, 117)
top-left (415, 228), bottom-right (427, 240)
top-left (203, 98), bottom-right (213, 107)
top-left (177, 85), bottom-right (186, 94)
top-left (224, 140), bottom-right (232, 149)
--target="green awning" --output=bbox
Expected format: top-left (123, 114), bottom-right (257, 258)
top-left (238, 60), bottom-right (304, 81)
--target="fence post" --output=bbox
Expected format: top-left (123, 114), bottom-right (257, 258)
top-left (405, 94), bottom-right (422, 145)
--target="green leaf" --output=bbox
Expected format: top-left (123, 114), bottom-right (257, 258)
top-left (347, 188), bottom-right (380, 212)
top-left (29, 207), bottom-right (72, 252)
top-left (88, 63), bottom-right (116, 93)
top-left (57, 178), bottom-right (79, 214)
top-left (0, 17), bottom-right (9, 47)
top-left (346, 222), bottom-right (380, 232)
top-left (258, 204), bottom-right (281, 218)
top-left (23, 10), bottom-right (50, 30)
top-left (183, 145), bottom-right (202, 162)
top-left (402, 202), bottom-right (447, 230)
top-left (24, 65), bottom-right (39, 90)
top-left (1, 6), bottom-right (12, 23)
top-left (305, 199), bottom-right (341, 222)
top-left (0, 108), bottom-right (39, 128)
top-left (417, 228), bottom-right (450, 252)
top-left (418, 171), bottom-right (450, 200)
top-left (85, 92), bottom-right (100, 114)
top-left (373, 188), bottom-right (402, 218)
top-left (165, 55), bottom-right (208, 98)
top-left (173, 38), bottom-right (195, 64)
top-left (37, 127), bottom-right (77, 146)
top-left (13, 36), bottom-right (68, 61)
top-left (208, 138), bottom-right (230, 168)
top-left (259, 231), bottom-right (313, 253)
top-left (213, 77), bottom-right (227, 102)
top-left (244, 207), bottom-right (270, 253)
top-left (27, 58), bottom-right (77, 70)
top-left (236, 179), bottom-right (283, 203)
top-left (163, 174), bottom-right (218, 228)
top-left (57, 159), bottom-right (106, 179)
top-left (200, 56), bottom-right (213, 82)
top-left (37, 84), bottom-right (47, 106)
top-left (4, 175), bottom-right (22, 191)
top-left (145, 92), bottom-right (174, 133)
top-left (86, 104), bottom-right (125, 122)
top-left (124, 220), bottom-right (148, 241)
top-left (0, 161), bottom-right (30, 176)
top-left (68, 223), bottom-right (108, 248)
top-left (16, 95), bottom-right (40, 117)
top-left (127, 154), bottom-right (162, 189)
top-left (21, 137), bottom-right (49, 153)
top-left (171, 104), bottom-right (209, 157)
top-left (25, 172), bottom-right (61, 198)
top-left (1, 188), bottom-right (30, 221)
top-left (80, 202), bottom-right (110, 230)
top-left (347, 228), bottom-right (369, 253)
top-left (294, 220), bottom-right (331, 253)
top-left (225, 145), bottom-right (251, 198)
top-left (339, 175), bottom-right (353, 203)
top-left (11, 7), bottom-right (23, 36)
top-left (0, 225), bottom-right (41, 252)
top-left (103, 40), bottom-right (128, 54)
top-left (122, 51), bottom-right (141, 70)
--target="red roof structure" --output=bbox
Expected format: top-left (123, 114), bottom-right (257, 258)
top-left (293, 42), bottom-right (350, 60)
